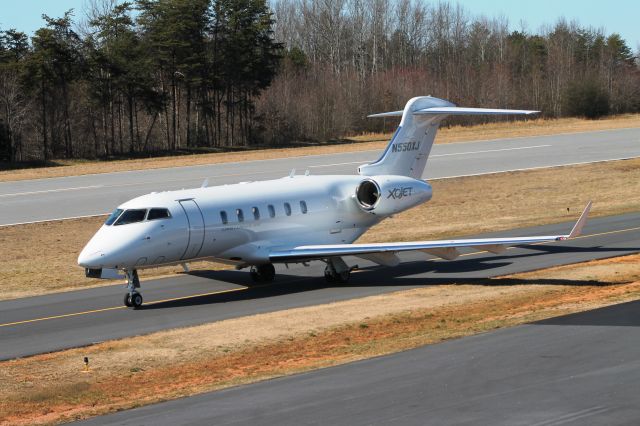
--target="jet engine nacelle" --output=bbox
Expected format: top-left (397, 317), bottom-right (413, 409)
top-left (354, 175), bottom-right (432, 216)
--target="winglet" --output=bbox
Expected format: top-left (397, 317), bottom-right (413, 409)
top-left (567, 201), bottom-right (592, 238)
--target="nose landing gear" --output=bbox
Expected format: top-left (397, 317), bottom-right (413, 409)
top-left (124, 269), bottom-right (143, 308)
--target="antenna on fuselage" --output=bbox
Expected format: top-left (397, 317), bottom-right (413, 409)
top-left (289, 169), bottom-right (296, 178)
top-left (305, 169), bottom-right (310, 176)
top-left (201, 178), bottom-right (209, 188)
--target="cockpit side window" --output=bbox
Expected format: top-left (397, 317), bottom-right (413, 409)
top-left (114, 209), bottom-right (147, 226)
top-left (147, 208), bottom-right (171, 221)
top-left (105, 208), bottom-right (124, 226)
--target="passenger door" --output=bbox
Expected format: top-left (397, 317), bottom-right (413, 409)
top-left (179, 199), bottom-right (205, 260)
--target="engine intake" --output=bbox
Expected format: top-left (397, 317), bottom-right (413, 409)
top-left (354, 175), bottom-right (432, 216)
top-left (356, 179), bottom-right (381, 210)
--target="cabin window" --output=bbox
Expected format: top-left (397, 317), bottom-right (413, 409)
top-left (147, 208), bottom-right (171, 220)
top-left (220, 211), bottom-right (228, 224)
top-left (300, 201), bottom-right (308, 214)
top-left (268, 204), bottom-right (276, 218)
top-left (114, 209), bottom-right (147, 226)
top-left (284, 202), bottom-right (291, 216)
top-left (236, 208), bottom-right (244, 222)
top-left (105, 208), bottom-right (124, 225)
top-left (252, 206), bottom-right (260, 220)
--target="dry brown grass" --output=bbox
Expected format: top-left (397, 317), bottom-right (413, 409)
top-left (1, 114), bottom-right (638, 183)
top-left (506, 253), bottom-right (640, 284)
top-left (1, 156), bottom-right (639, 301)
top-left (2, 253), bottom-right (639, 425)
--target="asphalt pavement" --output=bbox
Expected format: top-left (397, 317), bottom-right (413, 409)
top-left (78, 299), bottom-right (640, 426)
top-left (1, 127), bottom-right (639, 226)
top-left (1, 212), bottom-right (639, 360)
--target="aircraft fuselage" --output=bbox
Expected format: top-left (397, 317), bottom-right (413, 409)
top-left (78, 174), bottom-right (432, 271)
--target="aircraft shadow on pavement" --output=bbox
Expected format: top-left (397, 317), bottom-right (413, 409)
top-left (141, 244), bottom-right (638, 310)
top-left (534, 299), bottom-right (640, 327)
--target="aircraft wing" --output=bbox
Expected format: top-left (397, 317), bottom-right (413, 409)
top-left (269, 202), bottom-right (591, 264)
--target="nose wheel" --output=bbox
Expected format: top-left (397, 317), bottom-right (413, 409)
top-left (124, 269), bottom-right (143, 309)
top-left (124, 292), bottom-right (143, 308)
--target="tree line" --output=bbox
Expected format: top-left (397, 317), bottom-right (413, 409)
top-left (0, 0), bottom-right (280, 162)
top-left (263, 0), bottom-right (639, 143)
top-left (1, 0), bottom-right (639, 163)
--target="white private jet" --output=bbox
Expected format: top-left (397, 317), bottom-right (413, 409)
top-left (79, 96), bottom-right (591, 308)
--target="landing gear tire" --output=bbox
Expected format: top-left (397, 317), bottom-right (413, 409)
top-left (250, 263), bottom-right (276, 283)
top-left (124, 292), bottom-right (143, 308)
top-left (130, 292), bottom-right (143, 309)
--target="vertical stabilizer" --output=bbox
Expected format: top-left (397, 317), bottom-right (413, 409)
top-left (359, 96), bottom-right (538, 178)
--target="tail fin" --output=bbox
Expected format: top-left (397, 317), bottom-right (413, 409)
top-left (358, 96), bottom-right (538, 178)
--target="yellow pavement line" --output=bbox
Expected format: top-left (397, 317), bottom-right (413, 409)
top-left (457, 225), bottom-right (640, 259)
top-left (1, 225), bottom-right (639, 329)
top-left (567, 225), bottom-right (640, 241)
top-left (0, 305), bottom-right (125, 328)
top-left (0, 287), bottom-right (247, 328)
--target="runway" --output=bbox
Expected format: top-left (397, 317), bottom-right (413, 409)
top-left (78, 299), bottom-right (640, 426)
top-left (1, 127), bottom-right (639, 226)
top-left (1, 212), bottom-right (639, 360)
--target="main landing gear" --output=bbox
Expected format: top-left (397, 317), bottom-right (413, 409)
top-left (124, 269), bottom-right (143, 309)
top-left (250, 263), bottom-right (276, 283)
top-left (324, 257), bottom-right (356, 284)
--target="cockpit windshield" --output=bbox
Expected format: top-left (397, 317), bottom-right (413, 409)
top-left (105, 209), bottom-right (124, 226)
top-left (105, 207), bottom-right (171, 226)
top-left (114, 209), bottom-right (147, 226)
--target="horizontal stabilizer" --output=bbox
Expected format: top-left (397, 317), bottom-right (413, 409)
top-left (414, 107), bottom-right (539, 115)
top-left (367, 106), bottom-right (539, 119)
top-left (367, 110), bottom-right (404, 118)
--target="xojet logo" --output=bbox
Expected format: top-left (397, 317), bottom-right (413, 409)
top-left (387, 187), bottom-right (413, 199)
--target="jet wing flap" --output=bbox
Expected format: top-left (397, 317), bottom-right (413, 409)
top-left (269, 202), bottom-right (592, 263)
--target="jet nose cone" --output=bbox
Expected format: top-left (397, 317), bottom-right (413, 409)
top-left (78, 247), bottom-right (104, 268)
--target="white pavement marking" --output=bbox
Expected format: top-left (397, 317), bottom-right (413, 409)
top-left (308, 161), bottom-right (366, 168)
top-left (0, 214), bottom-right (108, 228)
top-left (430, 144), bottom-right (551, 157)
top-left (307, 145), bottom-right (551, 168)
top-left (435, 156), bottom-right (636, 180)
top-left (0, 185), bottom-right (104, 198)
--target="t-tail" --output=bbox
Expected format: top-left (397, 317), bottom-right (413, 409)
top-left (358, 96), bottom-right (539, 179)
